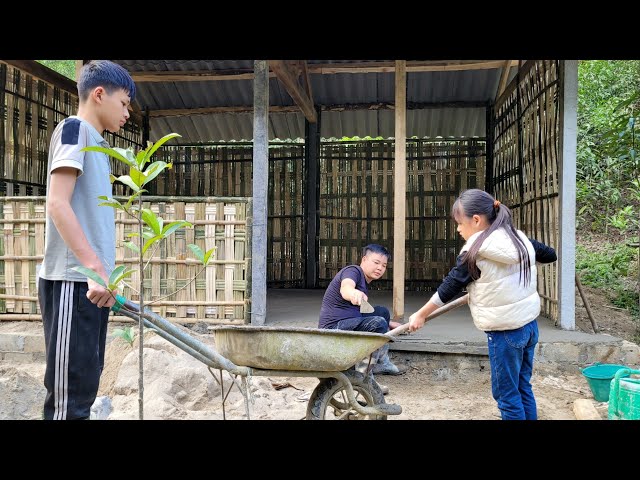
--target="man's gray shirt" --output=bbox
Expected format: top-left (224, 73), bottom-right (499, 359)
top-left (39, 116), bottom-right (115, 281)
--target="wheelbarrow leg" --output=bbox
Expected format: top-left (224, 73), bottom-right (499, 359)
top-left (241, 376), bottom-right (251, 420)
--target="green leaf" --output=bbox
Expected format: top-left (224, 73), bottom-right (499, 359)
top-left (144, 133), bottom-right (181, 165)
top-left (129, 168), bottom-right (145, 188)
top-left (162, 220), bottom-right (192, 238)
top-left (204, 247), bottom-right (217, 265)
top-left (188, 243), bottom-right (204, 263)
top-left (136, 149), bottom-right (148, 169)
top-left (124, 241), bottom-right (140, 253)
top-left (142, 161), bottom-right (170, 186)
top-left (97, 200), bottom-right (126, 211)
top-left (115, 147), bottom-right (137, 165)
top-left (108, 265), bottom-right (135, 289)
top-left (71, 266), bottom-right (106, 287)
top-left (81, 146), bottom-right (135, 167)
top-left (142, 235), bottom-right (163, 254)
top-left (141, 208), bottom-right (161, 235)
top-left (113, 175), bottom-right (141, 193)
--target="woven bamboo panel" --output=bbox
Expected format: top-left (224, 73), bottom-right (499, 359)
top-left (0, 198), bottom-right (45, 313)
top-left (319, 139), bottom-right (486, 291)
top-left (114, 197), bottom-right (250, 324)
top-left (0, 62), bottom-right (141, 199)
top-left (491, 60), bottom-right (560, 320)
top-left (0, 196), bottom-right (250, 324)
top-left (151, 144), bottom-right (306, 287)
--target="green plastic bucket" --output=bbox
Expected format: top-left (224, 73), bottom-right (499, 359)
top-left (581, 363), bottom-right (629, 402)
top-left (608, 368), bottom-right (640, 420)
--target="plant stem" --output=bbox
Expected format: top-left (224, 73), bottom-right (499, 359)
top-left (138, 194), bottom-right (144, 420)
top-left (145, 265), bottom-right (207, 305)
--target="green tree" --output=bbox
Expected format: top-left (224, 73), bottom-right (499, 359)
top-left (577, 60), bottom-right (640, 233)
top-left (37, 60), bottom-right (76, 80)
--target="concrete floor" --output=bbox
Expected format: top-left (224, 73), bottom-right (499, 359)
top-left (264, 289), bottom-right (626, 359)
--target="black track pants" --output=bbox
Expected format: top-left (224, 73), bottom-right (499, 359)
top-left (38, 278), bottom-right (110, 420)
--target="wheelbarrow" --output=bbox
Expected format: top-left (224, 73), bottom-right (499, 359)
top-left (112, 293), bottom-right (468, 420)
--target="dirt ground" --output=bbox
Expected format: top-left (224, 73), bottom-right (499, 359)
top-left (0, 270), bottom-right (640, 420)
top-left (1, 284), bottom-right (637, 421)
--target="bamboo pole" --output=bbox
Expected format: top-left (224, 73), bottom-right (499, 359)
top-left (575, 274), bottom-right (599, 333)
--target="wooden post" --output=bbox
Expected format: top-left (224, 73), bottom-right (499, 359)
top-left (142, 107), bottom-right (150, 147)
top-left (251, 60), bottom-right (269, 325)
top-left (304, 106), bottom-right (321, 288)
top-left (558, 60), bottom-right (578, 330)
top-left (393, 60), bottom-right (406, 320)
top-left (75, 60), bottom-right (85, 81)
top-left (485, 101), bottom-right (494, 193)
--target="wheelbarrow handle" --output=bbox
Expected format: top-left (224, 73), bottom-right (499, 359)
top-left (387, 294), bottom-right (469, 337)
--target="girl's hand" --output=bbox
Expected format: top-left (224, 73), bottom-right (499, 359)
top-left (409, 312), bottom-right (426, 332)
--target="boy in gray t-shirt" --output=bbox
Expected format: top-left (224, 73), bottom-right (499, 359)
top-left (38, 60), bottom-right (136, 420)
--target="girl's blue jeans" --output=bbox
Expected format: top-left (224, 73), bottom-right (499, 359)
top-left (486, 319), bottom-right (539, 420)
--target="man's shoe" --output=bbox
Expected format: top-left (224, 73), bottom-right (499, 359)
top-left (378, 383), bottom-right (390, 395)
top-left (372, 361), bottom-right (408, 376)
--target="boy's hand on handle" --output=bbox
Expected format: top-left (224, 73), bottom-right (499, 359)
top-left (87, 278), bottom-right (117, 309)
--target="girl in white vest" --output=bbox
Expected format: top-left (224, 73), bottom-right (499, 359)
top-left (408, 189), bottom-right (557, 420)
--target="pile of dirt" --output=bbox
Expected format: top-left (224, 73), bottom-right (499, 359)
top-left (0, 364), bottom-right (45, 420)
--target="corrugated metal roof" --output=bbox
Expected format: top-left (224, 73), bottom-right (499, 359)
top-left (115, 60), bottom-right (515, 143)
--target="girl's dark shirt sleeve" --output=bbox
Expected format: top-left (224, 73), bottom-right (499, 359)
top-left (437, 238), bottom-right (557, 304)
top-left (528, 238), bottom-right (557, 263)
top-left (436, 254), bottom-right (473, 304)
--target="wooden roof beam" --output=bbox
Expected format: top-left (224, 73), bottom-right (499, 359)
top-left (129, 60), bottom-right (520, 83)
top-left (269, 60), bottom-right (317, 123)
top-left (129, 70), bottom-right (277, 82)
top-left (495, 60), bottom-right (515, 101)
top-left (310, 60), bottom-right (520, 74)
top-left (148, 101), bottom-right (487, 118)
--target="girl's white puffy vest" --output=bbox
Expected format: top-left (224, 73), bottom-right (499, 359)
top-left (463, 227), bottom-right (540, 331)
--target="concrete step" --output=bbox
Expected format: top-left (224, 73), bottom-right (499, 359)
top-left (0, 322), bottom-right (46, 364)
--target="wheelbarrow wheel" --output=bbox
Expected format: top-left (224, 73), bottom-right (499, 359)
top-left (305, 370), bottom-right (387, 420)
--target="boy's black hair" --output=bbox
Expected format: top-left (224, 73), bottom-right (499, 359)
top-left (362, 244), bottom-right (391, 260)
top-left (77, 60), bottom-right (136, 103)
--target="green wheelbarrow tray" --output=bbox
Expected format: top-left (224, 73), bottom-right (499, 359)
top-left (210, 325), bottom-right (394, 372)
top-left (211, 293), bottom-right (469, 372)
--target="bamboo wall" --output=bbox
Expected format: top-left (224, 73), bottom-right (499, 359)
top-left (0, 196), bottom-right (251, 324)
top-left (152, 140), bottom-right (486, 290)
top-left (319, 139), bottom-right (486, 290)
top-left (151, 143), bottom-right (305, 287)
top-left (0, 62), bottom-right (141, 198)
top-left (491, 60), bottom-right (560, 320)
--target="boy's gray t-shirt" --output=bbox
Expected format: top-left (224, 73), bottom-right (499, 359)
top-left (39, 116), bottom-right (115, 282)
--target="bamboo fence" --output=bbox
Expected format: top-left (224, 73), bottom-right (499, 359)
top-left (0, 196), bottom-right (251, 324)
top-left (491, 60), bottom-right (560, 320)
top-left (319, 138), bottom-right (486, 291)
